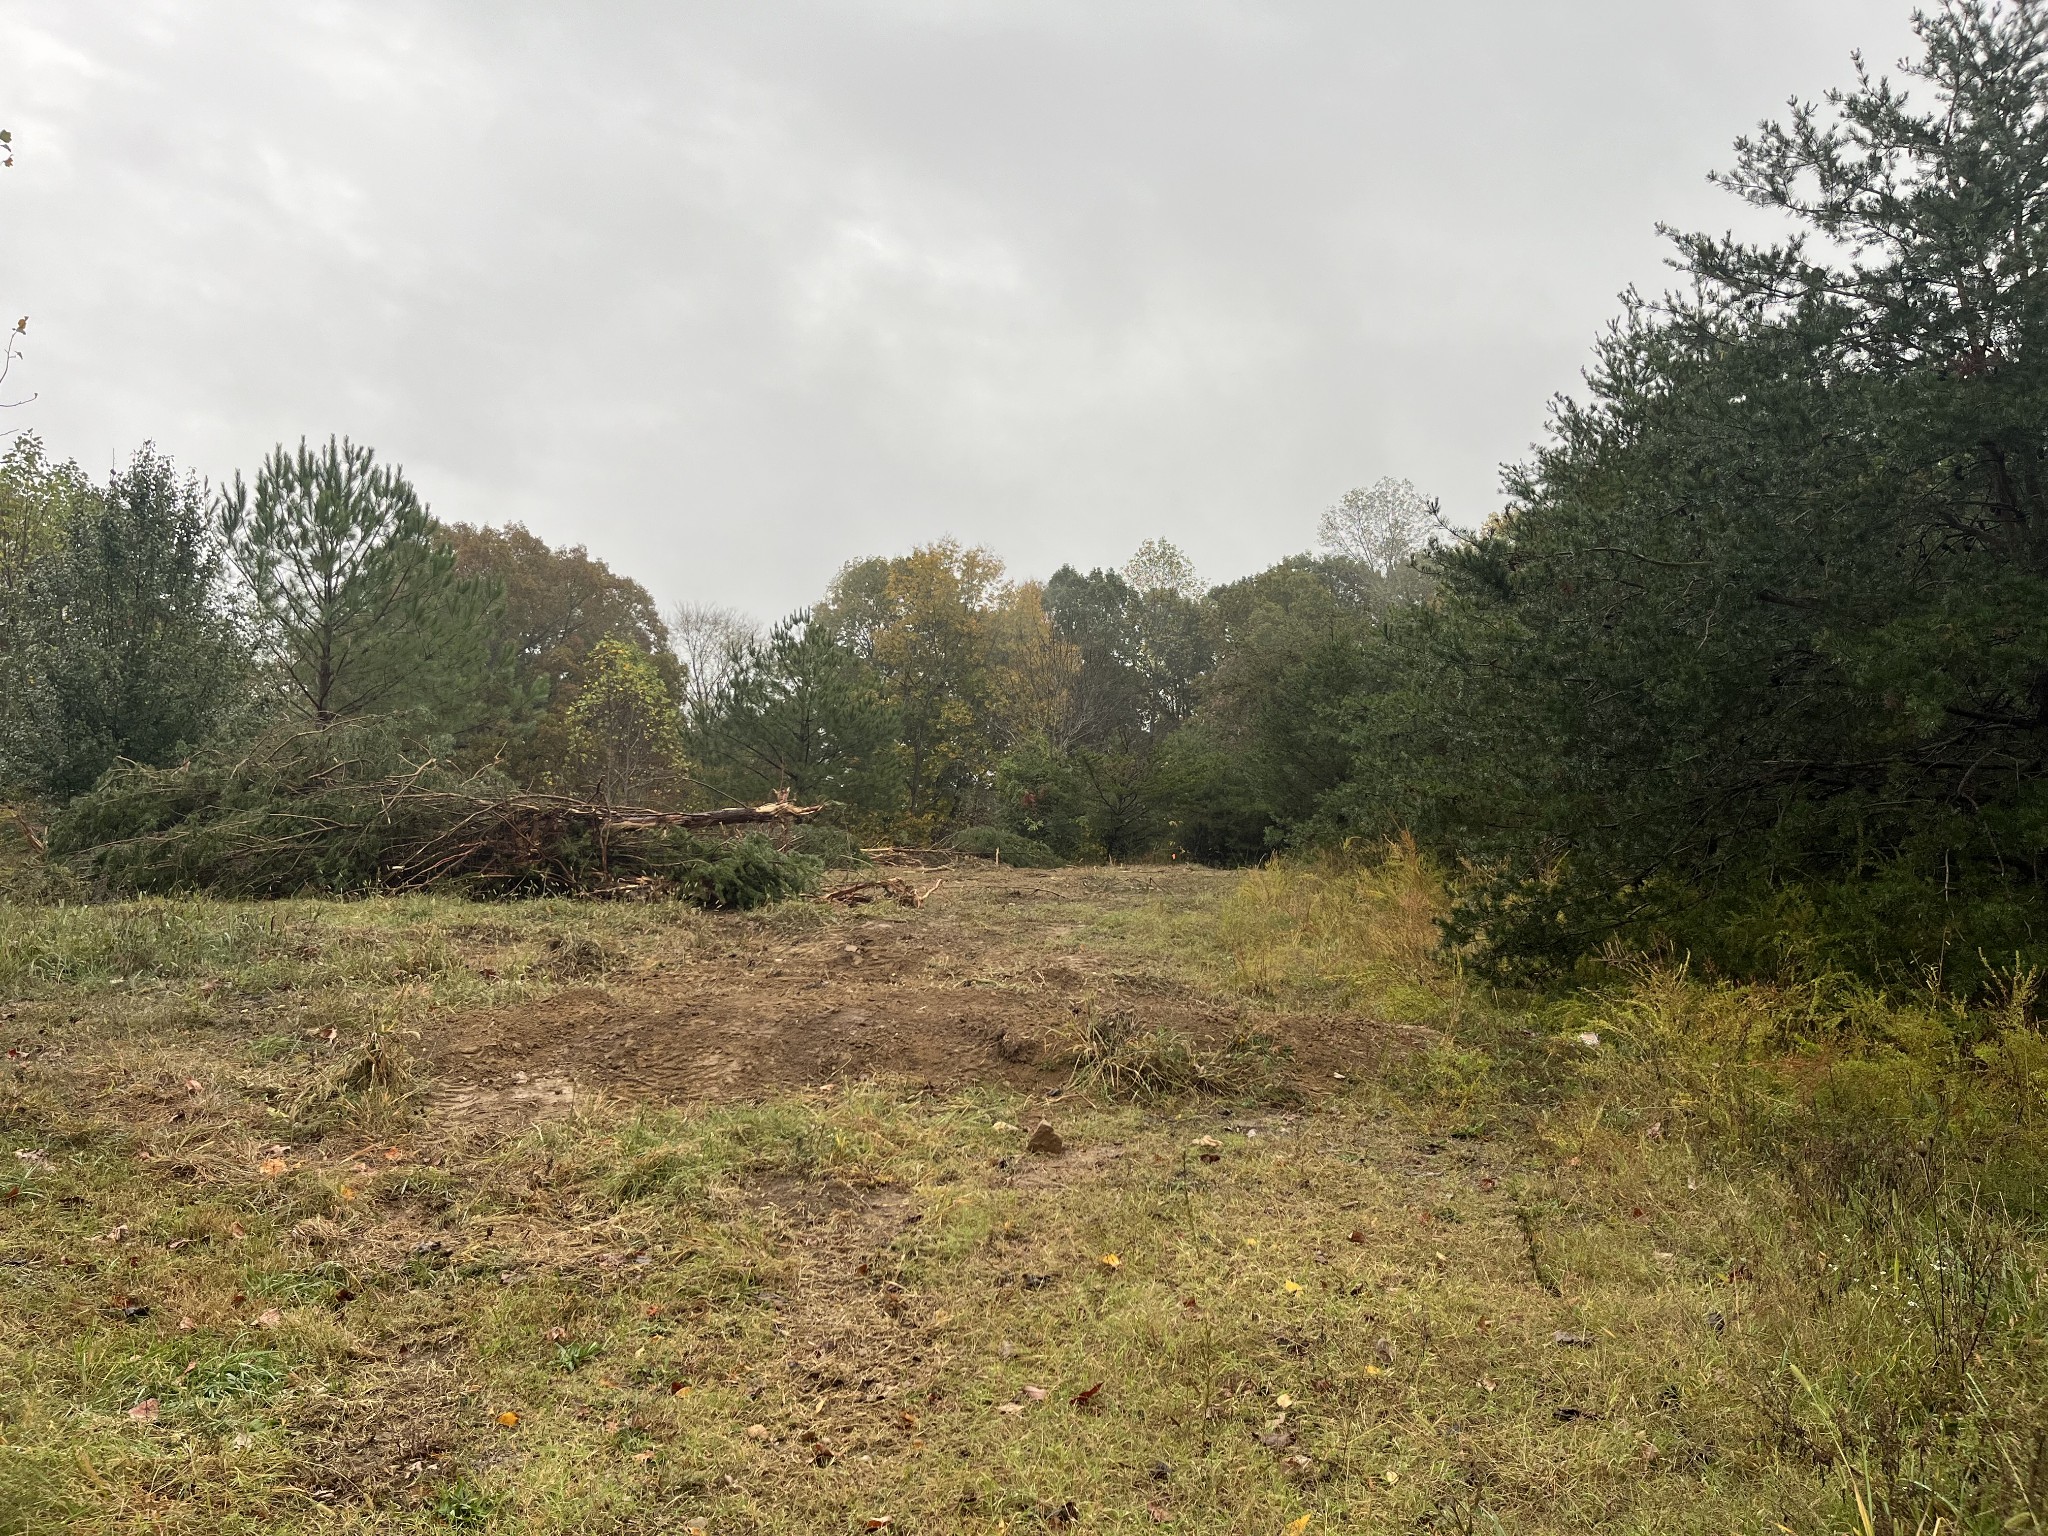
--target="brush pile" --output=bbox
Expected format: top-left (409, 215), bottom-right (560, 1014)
top-left (47, 724), bottom-right (824, 906)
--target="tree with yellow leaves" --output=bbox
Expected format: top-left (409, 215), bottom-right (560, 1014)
top-left (566, 637), bottom-right (686, 805)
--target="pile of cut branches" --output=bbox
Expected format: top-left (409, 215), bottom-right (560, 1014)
top-left (47, 725), bottom-right (824, 906)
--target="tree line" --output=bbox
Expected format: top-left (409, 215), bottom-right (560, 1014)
top-left (0, 425), bottom-right (1433, 863)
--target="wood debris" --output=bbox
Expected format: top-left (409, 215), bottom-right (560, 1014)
top-left (821, 878), bottom-right (941, 909)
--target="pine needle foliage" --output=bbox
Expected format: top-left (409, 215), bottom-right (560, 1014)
top-left (44, 722), bottom-right (818, 906)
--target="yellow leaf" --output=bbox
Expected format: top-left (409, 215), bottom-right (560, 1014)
top-left (1282, 1279), bottom-right (1302, 1294)
top-left (339, 1185), bottom-right (356, 1201)
top-left (1286, 1518), bottom-right (1314, 1535)
top-left (497, 1411), bottom-right (519, 1427)
top-left (1099, 1253), bottom-right (1122, 1270)
top-left (258, 1158), bottom-right (286, 1178)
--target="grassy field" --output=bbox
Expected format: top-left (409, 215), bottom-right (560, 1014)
top-left (3, 849), bottom-right (2045, 1534)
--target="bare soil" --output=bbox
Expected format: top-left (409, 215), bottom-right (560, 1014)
top-left (429, 864), bottom-right (1419, 1116)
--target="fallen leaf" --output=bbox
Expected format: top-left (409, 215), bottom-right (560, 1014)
top-left (128, 1398), bottom-right (160, 1423)
top-left (996, 1403), bottom-right (1024, 1416)
top-left (177, 1315), bottom-right (196, 1331)
top-left (382, 1147), bottom-right (405, 1161)
top-left (1193, 1135), bottom-right (1221, 1148)
top-left (1347, 1229), bottom-right (1366, 1244)
top-left (632, 1450), bottom-right (656, 1464)
top-left (864, 1520), bottom-right (891, 1531)
top-left (1071, 1382), bottom-right (1103, 1408)
top-left (1022, 1385), bottom-right (1048, 1400)
top-left (1147, 1504), bottom-right (1169, 1523)
top-left (1099, 1253), bottom-right (1122, 1270)
top-left (254, 1308), bottom-right (282, 1329)
top-left (1287, 1517), bottom-right (1314, 1535)
top-left (1383, 1469), bottom-right (1399, 1485)
top-left (183, 1078), bottom-right (203, 1095)
top-left (745, 1423), bottom-right (770, 1441)
top-left (258, 1158), bottom-right (287, 1178)
top-left (497, 1411), bottom-right (519, 1427)
top-left (1479, 1376), bottom-right (1496, 1393)
top-left (1282, 1280), bottom-right (1302, 1294)
top-left (1274, 1393), bottom-right (1294, 1409)
top-left (1552, 1331), bottom-right (1596, 1349)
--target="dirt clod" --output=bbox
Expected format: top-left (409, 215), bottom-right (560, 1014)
top-left (1026, 1121), bottom-right (1065, 1156)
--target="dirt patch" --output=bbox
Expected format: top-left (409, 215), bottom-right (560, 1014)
top-left (429, 1072), bottom-right (576, 1126)
top-left (427, 866), bottom-right (1418, 1117)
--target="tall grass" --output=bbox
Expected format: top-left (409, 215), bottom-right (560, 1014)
top-left (1220, 835), bottom-right (1449, 1016)
top-left (1227, 847), bottom-right (2048, 1532)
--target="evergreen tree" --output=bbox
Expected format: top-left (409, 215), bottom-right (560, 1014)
top-left (689, 611), bottom-right (902, 821)
top-left (218, 437), bottom-right (494, 727)
top-left (1331, 0), bottom-right (2048, 983)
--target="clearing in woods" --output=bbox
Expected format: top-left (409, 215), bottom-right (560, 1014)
top-left (0, 863), bottom-right (1868, 1532)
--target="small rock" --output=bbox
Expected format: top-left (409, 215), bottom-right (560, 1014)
top-left (1025, 1121), bottom-right (1065, 1156)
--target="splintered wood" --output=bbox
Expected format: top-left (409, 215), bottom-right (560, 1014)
top-left (821, 878), bottom-right (942, 909)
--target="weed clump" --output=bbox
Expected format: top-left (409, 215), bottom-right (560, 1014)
top-left (1059, 1007), bottom-right (1287, 1103)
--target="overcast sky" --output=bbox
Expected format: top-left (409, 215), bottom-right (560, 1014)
top-left (3, 1), bottom-right (1919, 619)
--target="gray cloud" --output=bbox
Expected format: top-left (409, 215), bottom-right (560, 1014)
top-left (1, 0), bottom-right (1918, 617)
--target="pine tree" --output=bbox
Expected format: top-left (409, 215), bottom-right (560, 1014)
top-left (218, 437), bottom-right (495, 727)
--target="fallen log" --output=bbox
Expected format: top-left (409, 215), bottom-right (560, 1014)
top-left (603, 795), bottom-right (825, 830)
